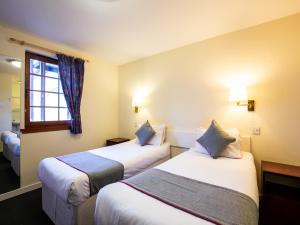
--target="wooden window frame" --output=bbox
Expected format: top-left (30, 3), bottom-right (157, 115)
top-left (22, 52), bottom-right (70, 133)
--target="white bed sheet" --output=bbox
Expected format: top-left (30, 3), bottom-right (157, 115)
top-left (7, 136), bottom-right (20, 159)
top-left (95, 149), bottom-right (259, 225)
top-left (1, 131), bottom-right (17, 144)
top-left (8, 137), bottom-right (20, 176)
top-left (38, 140), bottom-right (170, 206)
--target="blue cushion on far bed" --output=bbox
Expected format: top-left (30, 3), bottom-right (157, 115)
top-left (135, 121), bottom-right (156, 146)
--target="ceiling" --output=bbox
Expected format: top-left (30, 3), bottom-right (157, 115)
top-left (0, 0), bottom-right (300, 65)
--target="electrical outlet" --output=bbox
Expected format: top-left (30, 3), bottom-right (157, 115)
top-left (252, 127), bottom-right (261, 135)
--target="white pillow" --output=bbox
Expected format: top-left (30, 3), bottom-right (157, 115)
top-left (195, 127), bottom-right (242, 159)
top-left (136, 124), bottom-right (166, 146)
top-left (148, 124), bottom-right (166, 146)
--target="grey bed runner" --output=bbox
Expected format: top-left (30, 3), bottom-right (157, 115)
top-left (56, 152), bottom-right (124, 196)
top-left (121, 169), bottom-right (258, 225)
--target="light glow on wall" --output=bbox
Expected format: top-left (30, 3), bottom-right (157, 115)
top-left (229, 86), bottom-right (248, 102)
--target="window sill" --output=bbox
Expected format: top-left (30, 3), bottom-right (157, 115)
top-left (21, 124), bottom-right (69, 134)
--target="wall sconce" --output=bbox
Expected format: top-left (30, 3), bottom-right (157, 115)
top-left (229, 86), bottom-right (255, 111)
top-left (132, 95), bottom-right (144, 113)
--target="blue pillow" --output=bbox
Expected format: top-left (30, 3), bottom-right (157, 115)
top-left (197, 120), bottom-right (236, 159)
top-left (135, 121), bottom-right (156, 146)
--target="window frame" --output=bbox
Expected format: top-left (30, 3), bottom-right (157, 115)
top-left (22, 52), bottom-right (70, 133)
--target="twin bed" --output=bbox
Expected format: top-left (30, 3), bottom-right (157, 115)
top-left (38, 128), bottom-right (259, 225)
top-left (1, 131), bottom-right (20, 176)
top-left (38, 139), bottom-right (170, 225)
top-left (95, 148), bottom-right (258, 225)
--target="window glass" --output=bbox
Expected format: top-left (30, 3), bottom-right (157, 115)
top-left (59, 80), bottom-right (64, 93)
top-left (30, 75), bottom-right (42, 90)
top-left (27, 54), bottom-right (70, 123)
top-left (59, 94), bottom-right (68, 107)
top-left (45, 108), bottom-right (58, 121)
top-left (45, 63), bottom-right (59, 78)
top-left (30, 91), bottom-right (42, 107)
top-left (59, 108), bottom-right (71, 121)
top-left (45, 92), bottom-right (58, 107)
top-left (45, 77), bottom-right (59, 92)
top-left (30, 107), bottom-right (42, 121)
top-left (30, 59), bottom-right (41, 75)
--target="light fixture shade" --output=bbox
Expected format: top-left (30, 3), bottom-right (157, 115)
top-left (6, 58), bottom-right (22, 68)
top-left (11, 60), bottom-right (21, 68)
top-left (132, 95), bottom-right (143, 107)
top-left (229, 86), bottom-right (247, 102)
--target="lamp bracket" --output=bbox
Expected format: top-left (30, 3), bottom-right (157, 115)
top-left (236, 100), bottom-right (255, 111)
top-left (134, 106), bottom-right (139, 113)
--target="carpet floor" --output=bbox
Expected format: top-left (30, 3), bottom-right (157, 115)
top-left (0, 188), bottom-right (54, 225)
top-left (0, 152), bottom-right (19, 194)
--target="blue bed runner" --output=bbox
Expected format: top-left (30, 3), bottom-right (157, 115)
top-left (57, 152), bottom-right (124, 196)
top-left (122, 169), bottom-right (258, 225)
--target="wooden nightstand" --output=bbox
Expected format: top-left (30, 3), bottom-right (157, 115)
top-left (260, 161), bottom-right (300, 225)
top-left (106, 138), bottom-right (130, 146)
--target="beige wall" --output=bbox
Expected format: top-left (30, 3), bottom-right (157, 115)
top-left (11, 77), bottom-right (21, 122)
top-left (119, 13), bottom-right (300, 185)
top-left (0, 25), bottom-right (119, 186)
top-left (0, 73), bottom-right (13, 151)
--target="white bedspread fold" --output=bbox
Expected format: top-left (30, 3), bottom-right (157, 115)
top-left (38, 140), bottom-right (170, 206)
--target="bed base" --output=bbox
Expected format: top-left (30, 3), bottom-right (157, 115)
top-left (11, 154), bottom-right (20, 176)
top-left (42, 155), bottom-right (170, 225)
top-left (43, 184), bottom-right (96, 225)
top-left (3, 143), bottom-right (10, 161)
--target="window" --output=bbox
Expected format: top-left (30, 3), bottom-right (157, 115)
top-left (23, 52), bottom-right (71, 133)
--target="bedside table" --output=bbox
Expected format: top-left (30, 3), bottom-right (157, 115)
top-left (260, 161), bottom-right (300, 225)
top-left (106, 138), bottom-right (130, 146)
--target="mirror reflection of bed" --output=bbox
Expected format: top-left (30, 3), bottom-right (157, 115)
top-left (0, 54), bottom-right (21, 194)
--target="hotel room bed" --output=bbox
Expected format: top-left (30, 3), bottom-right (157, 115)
top-left (1, 131), bottom-right (18, 161)
top-left (95, 148), bottom-right (259, 225)
top-left (38, 140), bottom-right (170, 225)
top-left (8, 136), bottom-right (20, 176)
top-left (0, 132), bottom-right (20, 176)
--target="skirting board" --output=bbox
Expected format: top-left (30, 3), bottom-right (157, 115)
top-left (0, 181), bottom-right (42, 202)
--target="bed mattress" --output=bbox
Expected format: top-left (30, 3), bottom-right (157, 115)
top-left (1, 131), bottom-right (18, 161)
top-left (8, 137), bottom-right (20, 176)
top-left (1, 131), bottom-right (17, 144)
top-left (95, 149), bottom-right (259, 225)
top-left (38, 140), bottom-right (170, 206)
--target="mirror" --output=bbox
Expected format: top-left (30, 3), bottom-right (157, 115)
top-left (0, 54), bottom-right (21, 194)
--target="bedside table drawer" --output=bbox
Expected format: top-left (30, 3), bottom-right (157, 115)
top-left (264, 172), bottom-right (300, 189)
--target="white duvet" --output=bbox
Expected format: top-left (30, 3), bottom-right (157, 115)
top-left (95, 149), bottom-right (259, 225)
top-left (1, 131), bottom-right (17, 144)
top-left (38, 140), bottom-right (170, 206)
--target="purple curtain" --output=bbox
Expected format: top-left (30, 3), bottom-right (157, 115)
top-left (57, 54), bottom-right (84, 134)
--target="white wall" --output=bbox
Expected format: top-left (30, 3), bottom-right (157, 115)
top-left (0, 25), bottom-right (119, 186)
top-left (119, 13), bottom-right (300, 187)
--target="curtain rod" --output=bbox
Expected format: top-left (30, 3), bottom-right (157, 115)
top-left (8, 37), bottom-right (90, 63)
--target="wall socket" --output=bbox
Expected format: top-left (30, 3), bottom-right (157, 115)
top-left (252, 127), bottom-right (261, 135)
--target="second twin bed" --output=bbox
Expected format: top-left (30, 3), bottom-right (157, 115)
top-left (95, 147), bottom-right (259, 225)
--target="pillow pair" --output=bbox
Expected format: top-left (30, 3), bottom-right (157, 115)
top-left (135, 121), bottom-right (166, 146)
top-left (196, 120), bottom-right (241, 159)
